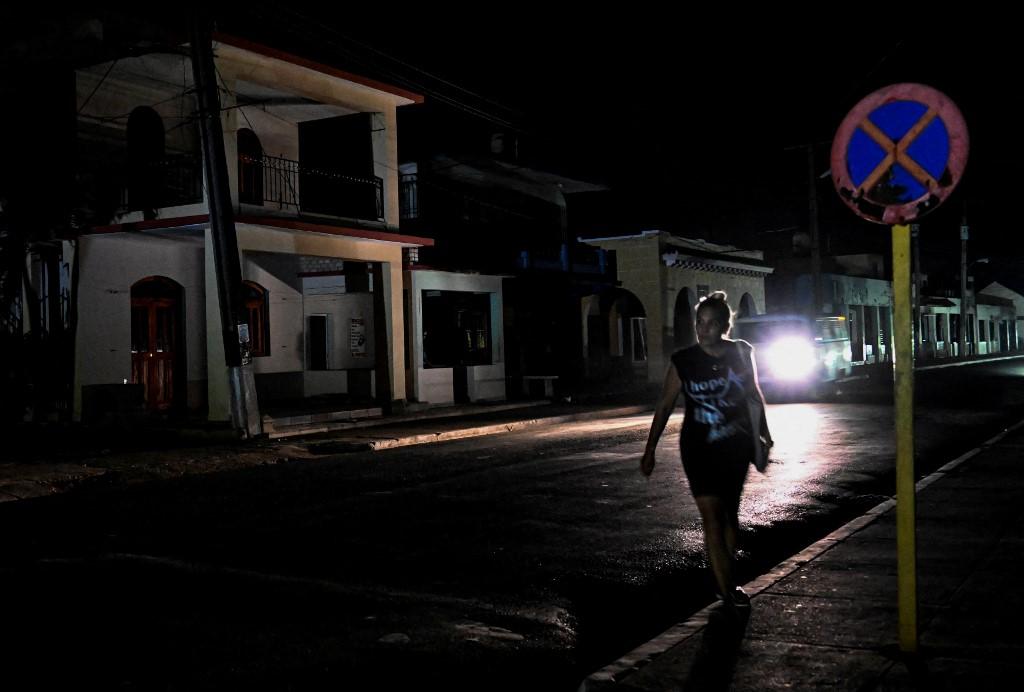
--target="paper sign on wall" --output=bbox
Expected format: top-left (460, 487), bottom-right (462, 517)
top-left (350, 318), bottom-right (367, 357)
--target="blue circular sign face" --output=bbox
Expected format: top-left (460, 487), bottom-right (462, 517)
top-left (831, 83), bottom-right (969, 225)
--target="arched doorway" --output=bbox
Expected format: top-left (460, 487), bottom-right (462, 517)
top-left (126, 107), bottom-right (165, 217)
top-left (607, 289), bottom-right (648, 382)
top-left (131, 277), bottom-right (184, 412)
top-left (581, 294), bottom-right (607, 378)
top-left (673, 287), bottom-right (697, 350)
top-left (738, 293), bottom-right (757, 319)
top-left (237, 128), bottom-right (264, 205)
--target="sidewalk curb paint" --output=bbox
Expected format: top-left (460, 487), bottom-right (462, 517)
top-left (578, 414), bottom-right (1024, 691)
top-left (304, 406), bottom-right (653, 454)
top-left (916, 353), bottom-right (1024, 371)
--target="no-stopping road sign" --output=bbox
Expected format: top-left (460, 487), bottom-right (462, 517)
top-left (831, 83), bottom-right (968, 225)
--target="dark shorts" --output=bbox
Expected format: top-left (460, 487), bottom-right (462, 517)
top-left (681, 439), bottom-right (750, 499)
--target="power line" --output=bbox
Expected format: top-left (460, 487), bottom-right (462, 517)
top-left (239, 6), bottom-right (527, 133)
top-left (76, 58), bottom-right (119, 115)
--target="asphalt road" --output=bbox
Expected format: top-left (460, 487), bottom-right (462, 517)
top-left (2, 361), bottom-right (1024, 691)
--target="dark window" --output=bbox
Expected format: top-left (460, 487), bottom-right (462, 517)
top-left (238, 128), bottom-right (264, 205)
top-left (308, 315), bottom-right (328, 370)
top-left (422, 291), bottom-right (492, 368)
top-left (126, 107), bottom-right (165, 216)
top-left (298, 113), bottom-right (379, 219)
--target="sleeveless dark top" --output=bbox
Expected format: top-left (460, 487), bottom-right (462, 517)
top-left (671, 340), bottom-right (755, 461)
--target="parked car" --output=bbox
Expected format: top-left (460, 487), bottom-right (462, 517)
top-left (731, 314), bottom-right (853, 399)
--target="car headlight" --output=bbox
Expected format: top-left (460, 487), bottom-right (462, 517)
top-left (765, 336), bottom-right (816, 381)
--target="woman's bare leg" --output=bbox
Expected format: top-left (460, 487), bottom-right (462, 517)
top-left (695, 495), bottom-right (733, 599)
top-left (724, 490), bottom-right (742, 557)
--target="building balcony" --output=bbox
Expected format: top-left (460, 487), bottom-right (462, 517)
top-left (518, 244), bottom-right (616, 278)
top-left (118, 154), bottom-right (205, 213)
top-left (239, 154), bottom-right (384, 222)
top-left (84, 153), bottom-right (386, 226)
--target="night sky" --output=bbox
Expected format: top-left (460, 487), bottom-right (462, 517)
top-left (234, 10), bottom-right (1017, 277)
top-left (6, 9), bottom-right (1020, 285)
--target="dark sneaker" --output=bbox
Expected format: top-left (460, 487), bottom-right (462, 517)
top-left (731, 586), bottom-right (751, 608)
top-left (715, 586), bottom-right (751, 608)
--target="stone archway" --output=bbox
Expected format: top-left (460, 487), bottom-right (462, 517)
top-left (738, 292), bottom-right (757, 319)
top-left (673, 287), bottom-right (697, 351)
top-left (607, 289), bottom-right (648, 383)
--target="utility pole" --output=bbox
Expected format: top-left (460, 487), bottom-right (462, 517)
top-left (190, 11), bottom-right (262, 438)
top-left (807, 145), bottom-right (822, 316)
top-left (959, 218), bottom-right (969, 359)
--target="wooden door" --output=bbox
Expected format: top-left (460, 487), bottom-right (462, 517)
top-left (131, 283), bottom-right (180, 412)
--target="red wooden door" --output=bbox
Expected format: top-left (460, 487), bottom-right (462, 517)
top-left (131, 295), bottom-right (178, 411)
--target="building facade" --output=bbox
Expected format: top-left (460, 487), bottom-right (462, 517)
top-left (70, 34), bottom-right (431, 422)
top-left (582, 231), bottom-right (772, 383)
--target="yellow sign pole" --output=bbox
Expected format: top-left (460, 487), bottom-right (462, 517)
top-left (892, 223), bottom-right (918, 652)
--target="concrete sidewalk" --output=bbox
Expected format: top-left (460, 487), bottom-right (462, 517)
top-left (582, 419), bottom-right (1024, 691)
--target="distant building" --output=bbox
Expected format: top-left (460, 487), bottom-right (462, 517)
top-left (767, 255), bottom-right (894, 365)
top-left (582, 231), bottom-right (772, 383)
top-left (400, 152), bottom-right (617, 399)
top-left (767, 252), bottom-right (1021, 363)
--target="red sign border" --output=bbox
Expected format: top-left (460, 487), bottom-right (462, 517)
top-left (830, 83), bottom-right (969, 225)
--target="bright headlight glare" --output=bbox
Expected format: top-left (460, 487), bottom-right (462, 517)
top-left (765, 336), bottom-right (816, 381)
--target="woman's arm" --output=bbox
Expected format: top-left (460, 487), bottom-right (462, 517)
top-left (640, 364), bottom-right (682, 476)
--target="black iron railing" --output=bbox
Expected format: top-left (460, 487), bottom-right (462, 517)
top-left (239, 154), bottom-right (384, 222)
top-left (399, 172), bottom-right (419, 220)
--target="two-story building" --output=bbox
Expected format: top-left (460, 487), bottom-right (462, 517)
top-left (399, 149), bottom-right (618, 401)
top-left (70, 34), bottom-right (432, 422)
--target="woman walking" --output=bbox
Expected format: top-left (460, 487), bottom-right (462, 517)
top-left (640, 291), bottom-right (772, 608)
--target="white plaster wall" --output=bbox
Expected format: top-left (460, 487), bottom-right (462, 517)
top-left (303, 370), bottom-right (348, 397)
top-left (303, 292), bottom-right (376, 369)
top-left (76, 60), bottom-right (199, 156)
top-left (235, 223), bottom-right (407, 402)
top-left (418, 367), bottom-right (455, 405)
top-left (74, 233), bottom-right (206, 417)
top-left (243, 258), bottom-right (304, 373)
top-left (404, 269), bottom-right (506, 403)
top-left (239, 107), bottom-right (300, 162)
top-left (467, 364), bottom-right (506, 402)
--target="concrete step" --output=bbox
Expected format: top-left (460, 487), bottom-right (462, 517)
top-left (262, 407), bottom-right (383, 439)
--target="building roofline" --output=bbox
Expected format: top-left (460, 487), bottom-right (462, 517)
top-left (86, 214), bottom-right (434, 247)
top-left (239, 216), bottom-right (434, 246)
top-left (213, 33), bottom-right (425, 105)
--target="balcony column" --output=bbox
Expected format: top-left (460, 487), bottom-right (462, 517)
top-left (376, 110), bottom-right (398, 226)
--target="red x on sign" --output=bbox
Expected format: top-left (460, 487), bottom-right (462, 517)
top-left (831, 83), bottom-right (969, 225)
